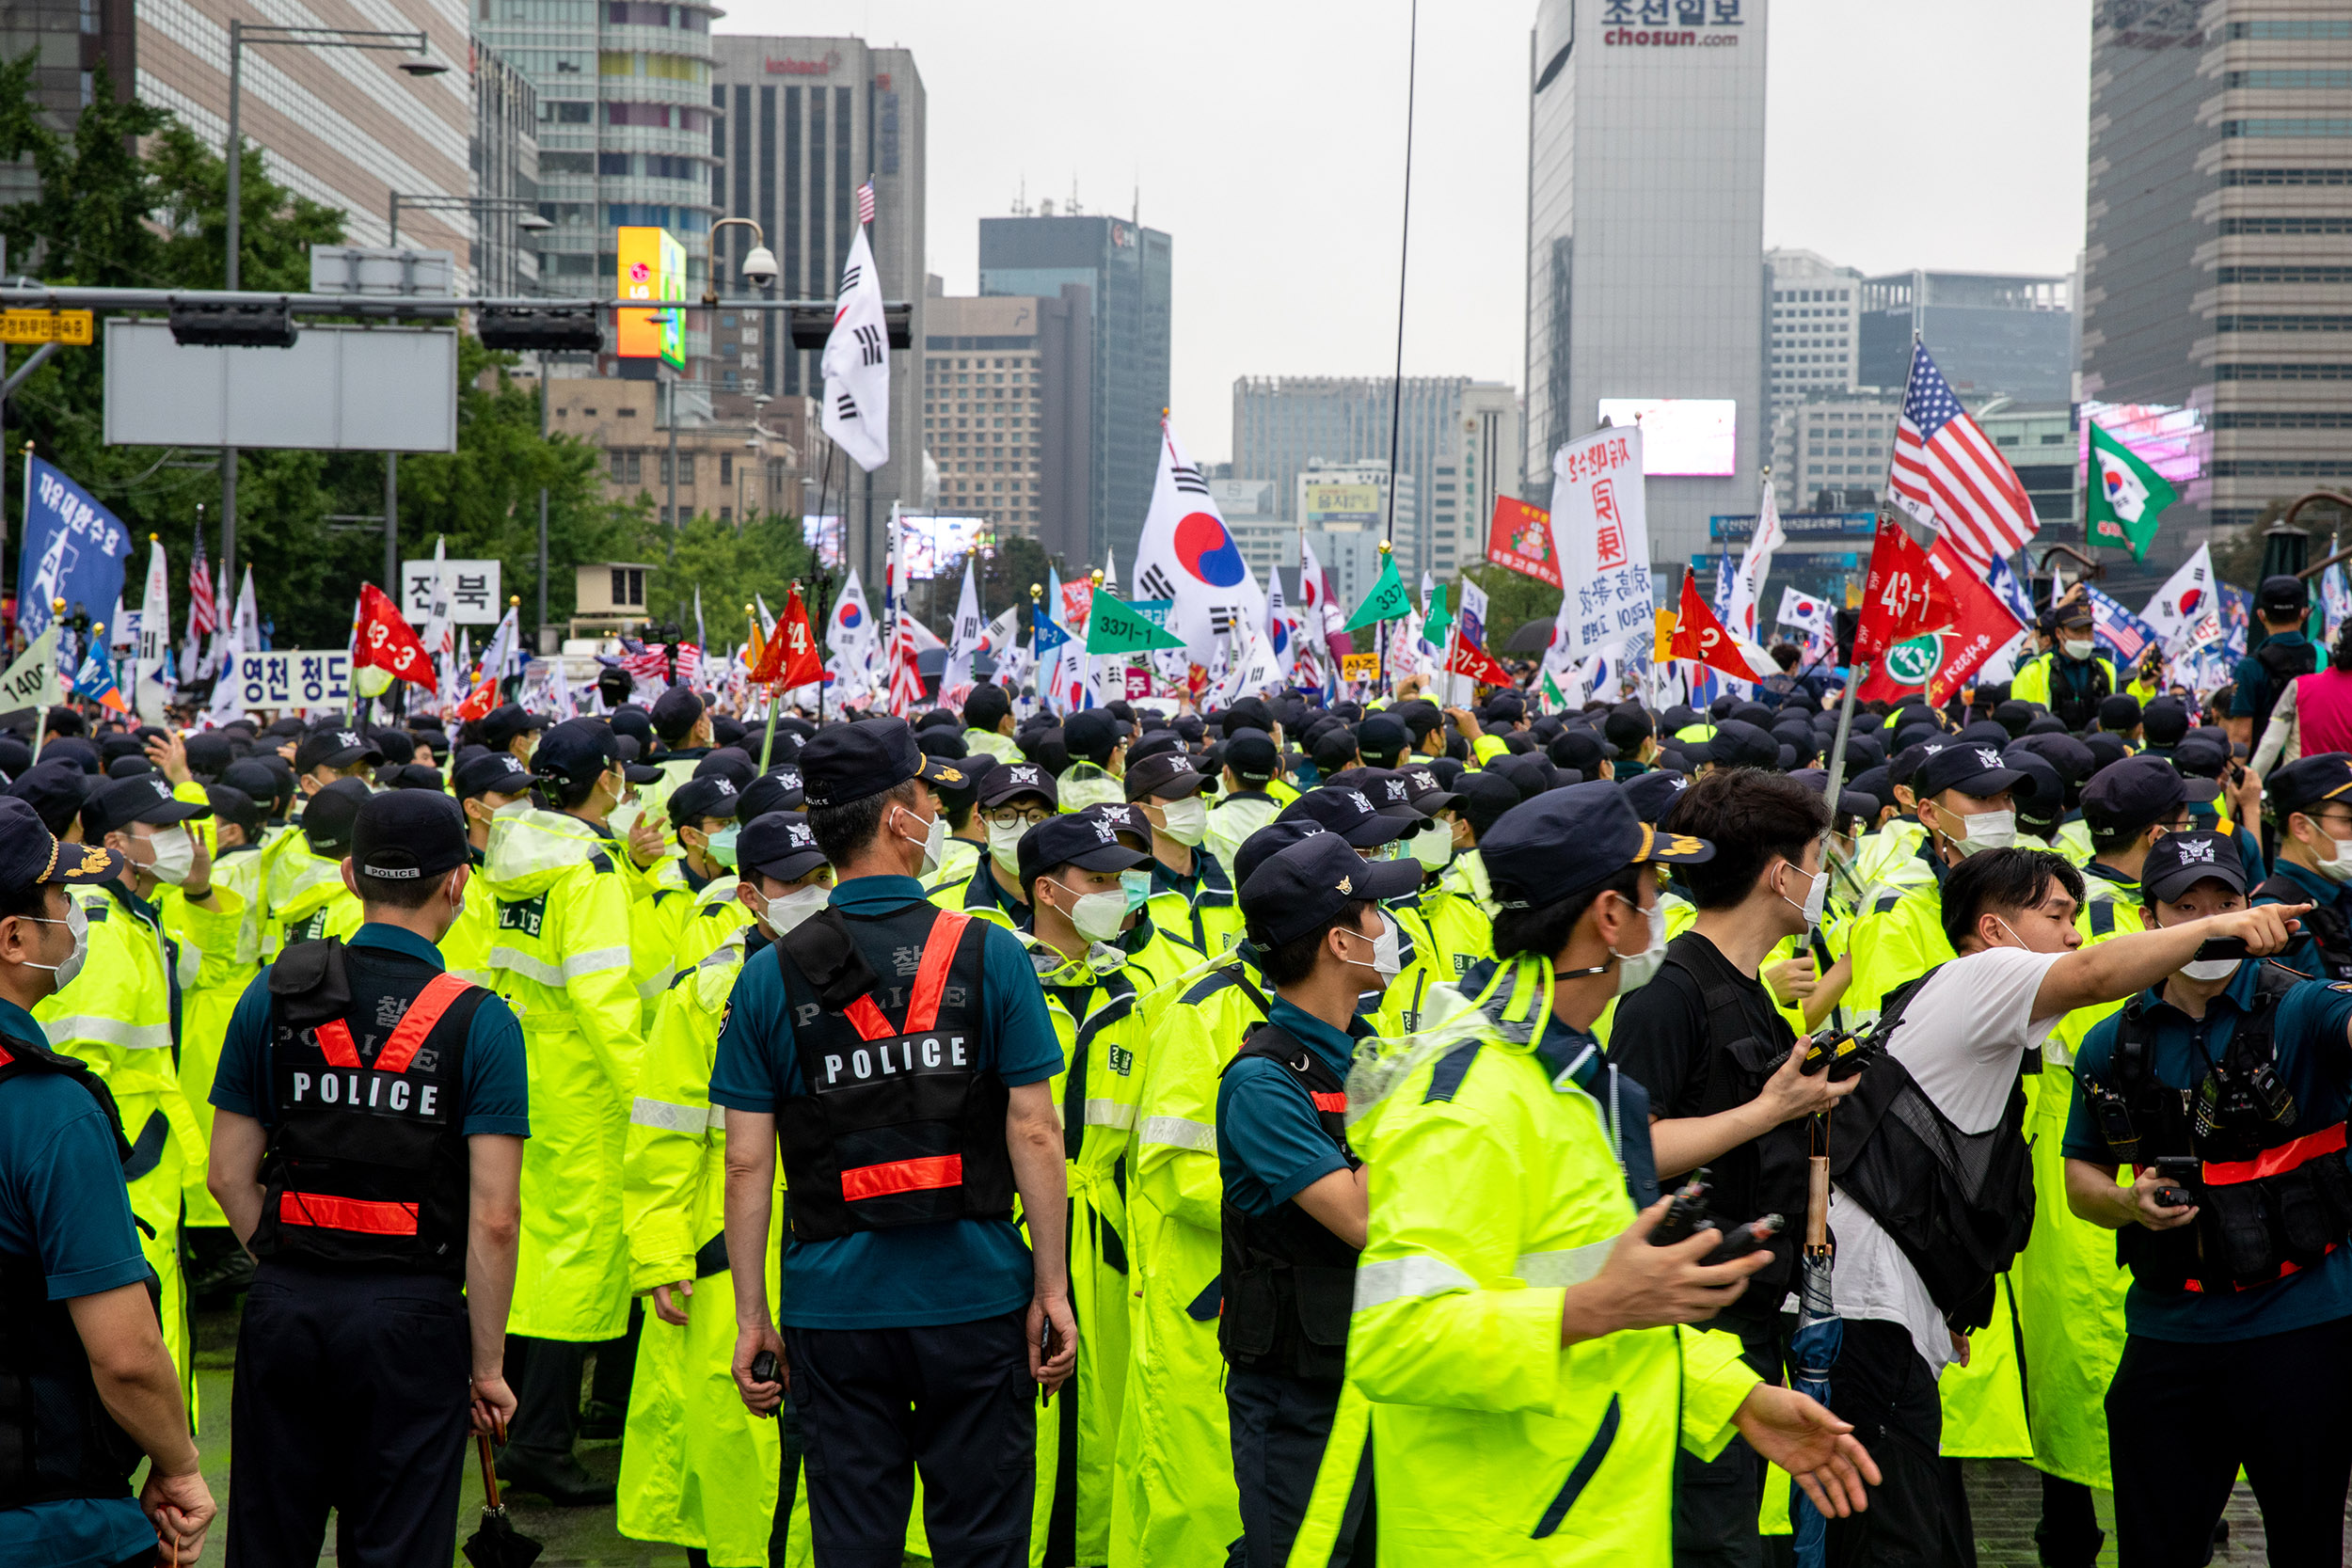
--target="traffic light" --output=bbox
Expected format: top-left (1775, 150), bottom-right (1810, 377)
top-left (168, 302), bottom-right (298, 348)
top-left (477, 305), bottom-right (603, 354)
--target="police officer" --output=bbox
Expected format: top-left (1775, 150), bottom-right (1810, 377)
top-left (205, 789), bottom-right (527, 1567)
top-left (2077, 754), bottom-right (2207, 940)
top-left (444, 750), bottom-right (535, 986)
top-left (269, 777), bottom-right (368, 946)
top-left (930, 760), bottom-right (1057, 928)
top-left (1218, 832), bottom-right (1420, 1568)
top-left (1202, 733), bottom-right (1285, 879)
top-left (1344, 782), bottom-right (1878, 1560)
top-left (2063, 831), bottom-right (2352, 1562)
top-left (467, 704), bottom-right (550, 770)
top-left (0, 798), bottom-right (215, 1567)
top-left (963, 682), bottom-right (1025, 764)
top-left (713, 717), bottom-right (1075, 1568)
top-left (1126, 746), bottom-right (1240, 955)
top-left (2230, 575), bottom-right (2315, 749)
top-left (2252, 752), bottom-right (2352, 979)
top-left (2012, 601), bottom-right (2116, 732)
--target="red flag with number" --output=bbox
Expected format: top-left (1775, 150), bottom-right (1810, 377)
top-left (453, 673), bottom-right (499, 721)
top-left (354, 583), bottom-right (437, 689)
top-left (1852, 517), bottom-right (1961, 666)
top-left (753, 586), bottom-right (823, 688)
top-left (1668, 573), bottom-right (1762, 681)
top-left (1447, 638), bottom-right (1513, 687)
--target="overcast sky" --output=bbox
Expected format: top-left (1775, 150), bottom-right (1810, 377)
top-left (717, 0), bottom-right (2091, 466)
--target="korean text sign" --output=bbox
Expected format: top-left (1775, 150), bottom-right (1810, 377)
top-left (1548, 426), bottom-right (1652, 668)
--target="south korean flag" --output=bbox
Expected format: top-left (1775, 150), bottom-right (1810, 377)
top-left (820, 221), bottom-right (891, 472)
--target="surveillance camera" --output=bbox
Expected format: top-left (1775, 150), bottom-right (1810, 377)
top-left (740, 245), bottom-right (780, 287)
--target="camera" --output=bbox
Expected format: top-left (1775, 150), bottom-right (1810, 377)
top-left (2152, 1155), bottom-right (2200, 1211)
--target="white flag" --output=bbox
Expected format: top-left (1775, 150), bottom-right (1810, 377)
top-left (135, 538), bottom-right (171, 723)
top-left (1775, 585), bottom-right (1835, 638)
top-left (694, 584), bottom-right (707, 654)
top-left (2140, 543), bottom-right (2224, 653)
top-left (1211, 619), bottom-right (1286, 707)
top-left (941, 555), bottom-right (984, 698)
top-left (819, 222), bottom-right (891, 472)
top-left (826, 568), bottom-right (878, 689)
top-left (205, 590), bottom-right (247, 730)
top-left (0, 625), bottom-right (59, 721)
top-left (1131, 417), bottom-right (1264, 657)
top-left (421, 537), bottom-right (455, 657)
top-left (1264, 566), bottom-right (1297, 677)
top-left (1548, 425), bottom-right (1652, 673)
top-left (755, 592), bottom-right (778, 639)
top-left (481, 604), bottom-right (522, 683)
top-left (1724, 479), bottom-right (1784, 645)
top-left (1102, 545), bottom-right (1119, 598)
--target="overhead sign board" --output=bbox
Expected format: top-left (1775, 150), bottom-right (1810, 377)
top-left (0, 310), bottom-right (92, 345)
top-left (103, 320), bottom-right (458, 452)
top-left (220, 650), bottom-right (352, 710)
top-left (616, 226), bottom-right (686, 369)
top-left (400, 558), bottom-right (504, 625)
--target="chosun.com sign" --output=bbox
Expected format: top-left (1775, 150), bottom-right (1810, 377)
top-left (1605, 28), bottom-right (1741, 45)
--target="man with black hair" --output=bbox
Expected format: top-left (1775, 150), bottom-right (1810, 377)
top-left (2074, 755), bottom-right (2204, 942)
top-left (963, 682), bottom-right (1023, 763)
top-left (207, 789), bottom-right (526, 1567)
top-left (2229, 575), bottom-right (2314, 749)
top-left (1218, 832), bottom-right (1423, 1568)
top-left (272, 777), bottom-right (370, 946)
top-left (0, 799), bottom-right (215, 1568)
top-left (2013, 602), bottom-right (2116, 732)
top-left (2252, 752), bottom-right (2352, 980)
top-left (714, 718), bottom-right (1073, 1568)
top-left (480, 719), bottom-right (648, 1502)
top-left (1611, 769), bottom-right (1862, 1565)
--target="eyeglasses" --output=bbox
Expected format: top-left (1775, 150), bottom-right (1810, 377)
top-left (984, 807), bottom-right (1055, 831)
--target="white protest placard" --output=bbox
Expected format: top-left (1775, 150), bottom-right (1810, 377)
top-left (1547, 424), bottom-right (1653, 670)
top-left (401, 559), bottom-right (502, 625)
top-left (222, 650), bottom-right (352, 710)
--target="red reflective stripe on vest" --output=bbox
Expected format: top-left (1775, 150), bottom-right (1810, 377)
top-left (905, 911), bottom-right (970, 1033)
top-left (375, 972), bottom-right (473, 1074)
top-left (0, 1042), bottom-right (14, 1067)
top-left (836, 912), bottom-right (971, 1041)
top-left (2201, 1122), bottom-right (2349, 1186)
top-left (314, 1020), bottom-right (361, 1069)
top-left (839, 1152), bottom-right (963, 1202)
top-left (277, 1189), bottom-right (420, 1236)
top-left (1311, 1091), bottom-right (1347, 1114)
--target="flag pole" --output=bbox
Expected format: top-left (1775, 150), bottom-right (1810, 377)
top-left (1825, 334), bottom-right (1923, 802)
top-left (758, 581), bottom-right (793, 772)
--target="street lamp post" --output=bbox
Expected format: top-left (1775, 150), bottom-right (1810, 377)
top-left (387, 193), bottom-right (553, 297)
top-left (221, 24), bottom-right (442, 594)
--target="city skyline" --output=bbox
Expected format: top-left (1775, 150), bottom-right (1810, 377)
top-left (713, 0), bottom-right (2092, 469)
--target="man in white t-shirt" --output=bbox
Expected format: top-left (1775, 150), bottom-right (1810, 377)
top-left (1819, 847), bottom-right (2307, 1565)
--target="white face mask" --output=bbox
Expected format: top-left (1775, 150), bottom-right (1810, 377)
top-left (987, 818), bottom-right (1028, 875)
top-left (897, 805), bottom-right (946, 877)
top-left (1613, 893), bottom-right (1669, 996)
top-left (764, 883), bottom-right (831, 936)
top-left (1048, 879), bottom-right (1130, 944)
top-left (2062, 639), bottom-right (2095, 661)
top-left (1407, 817), bottom-right (1454, 873)
top-left (1156, 796), bottom-right (1209, 847)
top-left (1339, 909), bottom-right (1404, 985)
top-left (20, 899), bottom-right (88, 990)
top-left (142, 826), bottom-right (195, 885)
top-left (1780, 861), bottom-right (1829, 932)
top-left (1944, 807), bottom-right (2016, 856)
top-left (2304, 821), bottom-right (2352, 883)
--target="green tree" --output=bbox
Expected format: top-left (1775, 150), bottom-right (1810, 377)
top-left (1460, 562), bottom-right (1562, 656)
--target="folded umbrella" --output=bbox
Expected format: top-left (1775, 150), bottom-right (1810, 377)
top-left (463, 1422), bottom-right (543, 1568)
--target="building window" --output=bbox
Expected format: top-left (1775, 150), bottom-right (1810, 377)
top-left (612, 566), bottom-right (645, 606)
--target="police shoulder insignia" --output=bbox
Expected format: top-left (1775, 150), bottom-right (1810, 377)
top-left (2331, 983), bottom-right (2352, 994)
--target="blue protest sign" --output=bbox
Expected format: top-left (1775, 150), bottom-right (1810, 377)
top-left (16, 456), bottom-right (133, 642)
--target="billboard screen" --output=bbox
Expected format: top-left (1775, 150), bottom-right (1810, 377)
top-left (899, 514), bottom-right (992, 580)
top-left (1596, 398), bottom-right (1737, 477)
top-left (2079, 400), bottom-right (2203, 488)
top-left (1300, 481), bottom-right (1381, 528)
top-left (616, 226), bottom-right (686, 369)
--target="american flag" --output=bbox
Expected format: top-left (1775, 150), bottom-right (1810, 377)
top-left (188, 536), bottom-right (216, 637)
top-left (856, 180), bottom-right (876, 227)
top-left (618, 641), bottom-right (671, 688)
top-left (1888, 342), bottom-right (2038, 568)
top-left (671, 641), bottom-right (703, 688)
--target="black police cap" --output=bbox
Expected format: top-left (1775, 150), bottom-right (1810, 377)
top-left (1224, 734), bottom-right (1279, 786)
top-left (1915, 742), bottom-right (2028, 802)
top-left (1240, 832), bottom-right (1422, 947)
top-left (2081, 753), bottom-right (2211, 833)
top-left (205, 784), bottom-right (265, 839)
top-left (609, 707), bottom-right (654, 750)
top-left (798, 717), bottom-right (965, 810)
top-left (534, 719), bottom-right (624, 787)
top-left (1620, 768), bottom-right (1692, 826)
top-left (299, 777), bottom-right (371, 854)
top-left (1356, 714), bottom-right (1409, 766)
top-left (1708, 720), bottom-right (1781, 770)
top-left (736, 768), bottom-right (805, 823)
top-left (1482, 779), bottom-right (1713, 911)
top-left (2258, 574), bottom-right (2309, 616)
top-left (1279, 785), bottom-right (1412, 848)
top-left (384, 764), bottom-right (446, 791)
top-left (474, 704), bottom-right (551, 750)
top-left (669, 773), bottom-right (742, 829)
top-left (1017, 803), bottom-right (1152, 891)
top-left (1062, 709), bottom-right (1130, 767)
top-left (979, 760), bottom-right (1057, 810)
top-left (453, 751), bottom-right (534, 800)
top-left (85, 774), bottom-right (212, 841)
top-left (739, 810), bottom-right (828, 882)
top-left (652, 685), bottom-right (706, 741)
top-left (0, 795), bottom-right (125, 894)
top-left (352, 788), bottom-right (469, 887)
top-left (2267, 752), bottom-right (2352, 819)
top-left (694, 748), bottom-right (759, 788)
top-left (1233, 819), bottom-right (1323, 890)
top-left (294, 724), bottom-right (382, 776)
top-left (2141, 830), bottom-right (2247, 904)
top-left (1124, 749), bottom-right (1207, 802)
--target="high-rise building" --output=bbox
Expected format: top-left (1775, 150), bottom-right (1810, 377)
top-left (1524, 0), bottom-right (1768, 567)
top-left (2081, 0), bottom-right (2352, 535)
top-left (473, 46), bottom-right (541, 296)
top-left (706, 37), bottom-right (926, 581)
top-left (919, 284), bottom-right (1092, 566)
top-left (1857, 270), bottom-right (2074, 404)
top-left (1231, 377), bottom-right (1519, 583)
top-left (140, 0), bottom-right (477, 274)
top-left (1767, 248), bottom-right (1865, 411)
top-left (475, 0), bottom-right (718, 352)
top-left (0, 0), bottom-right (134, 205)
top-left (1770, 391), bottom-right (1900, 515)
top-left (979, 211), bottom-right (1172, 568)
top-left (1211, 479), bottom-right (1290, 578)
top-left (1298, 459), bottom-right (1416, 608)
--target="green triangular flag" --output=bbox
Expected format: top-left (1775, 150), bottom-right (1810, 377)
top-left (1540, 669), bottom-right (1567, 710)
top-left (1422, 583), bottom-right (1451, 646)
top-left (1342, 553), bottom-right (1411, 633)
top-left (1085, 592), bottom-right (1187, 655)
top-left (2086, 420), bottom-right (2179, 563)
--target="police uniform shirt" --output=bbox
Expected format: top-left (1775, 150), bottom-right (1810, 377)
top-left (0, 998), bottom-right (165, 1568)
top-left (2065, 962), bottom-right (2352, 1343)
top-left (707, 874), bottom-right (1065, 1329)
top-left (210, 925), bottom-right (531, 1137)
top-left (1217, 998), bottom-right (1369, 1218)
top-left (2253, 858), bottom-right (2352, 979)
